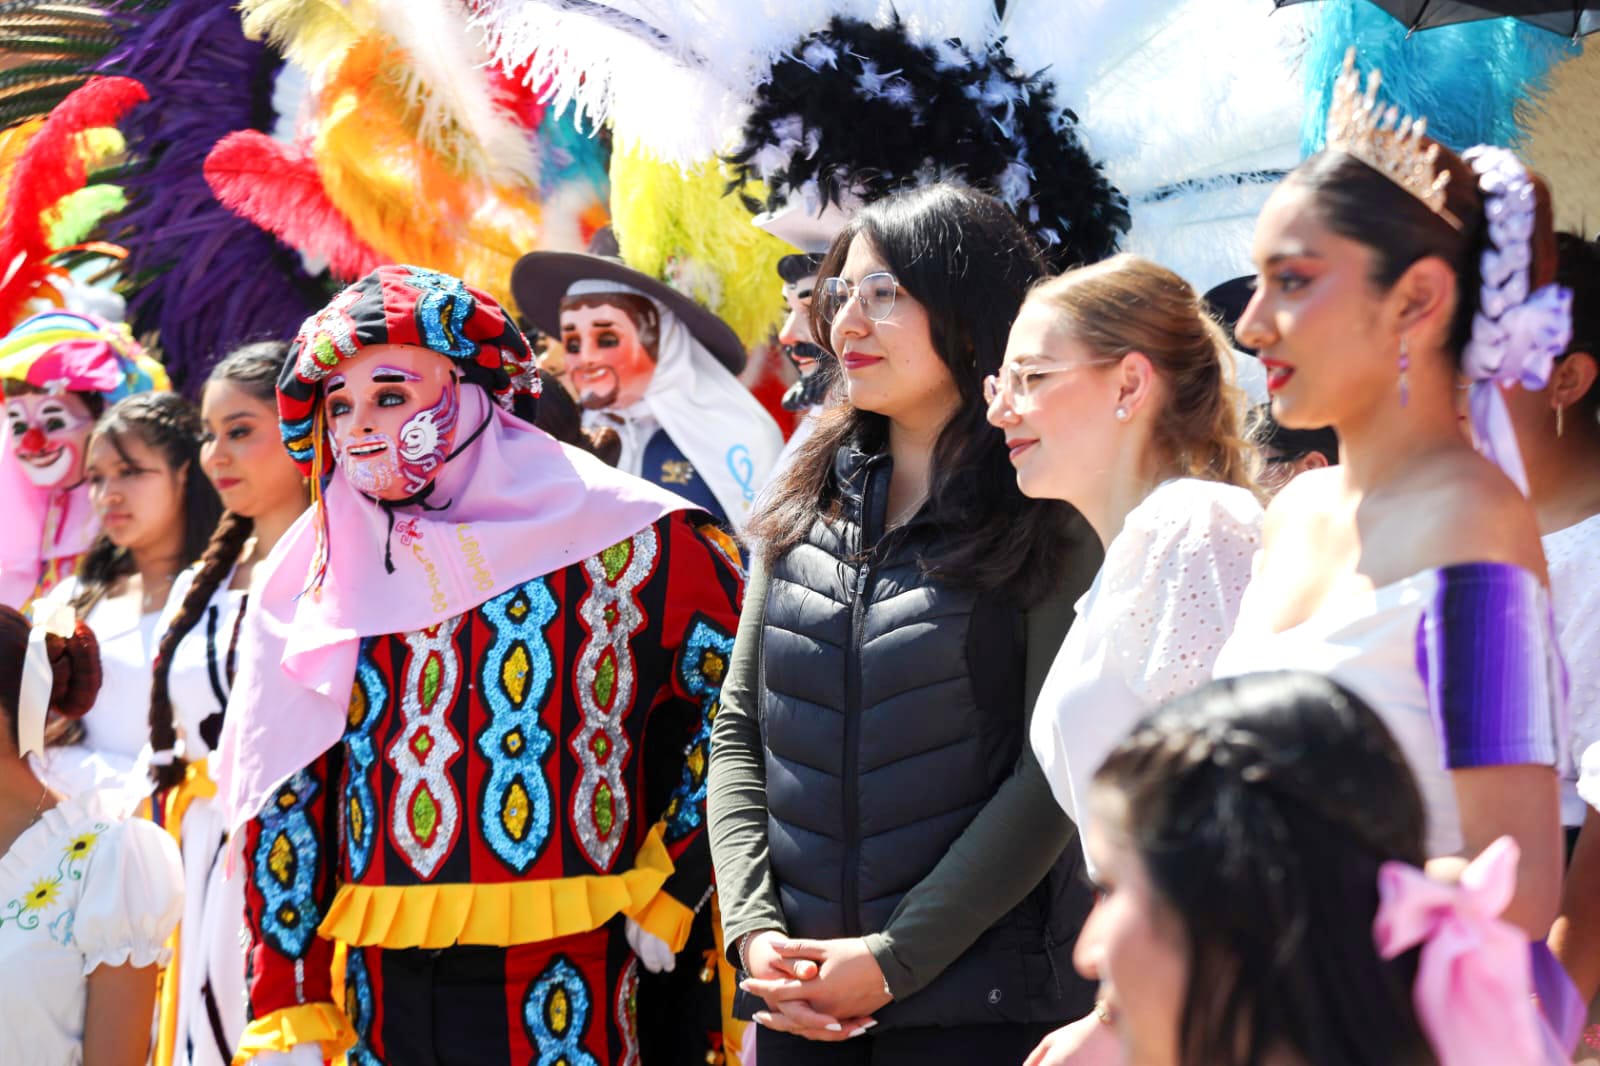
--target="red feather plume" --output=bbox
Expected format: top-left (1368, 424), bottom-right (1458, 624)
top-left (0, 75), bottom-right (148, 327)
top-left (204, 130), bottom-right (384, 282)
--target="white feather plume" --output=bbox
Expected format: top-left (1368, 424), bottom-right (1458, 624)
top-left (374, 0), bottom-right (539, 187)
top-left (1008, 0), bottom-right (1312, 289)
top-left (474, 0), bottom-right (853, 162)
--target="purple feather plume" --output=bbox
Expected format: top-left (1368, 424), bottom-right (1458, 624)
top-left (96, 0), bottom-right (329, 394)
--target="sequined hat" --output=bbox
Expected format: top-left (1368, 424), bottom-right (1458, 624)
top-left (278, 264), bottom-right (539, 478)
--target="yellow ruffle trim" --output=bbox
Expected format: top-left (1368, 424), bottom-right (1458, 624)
top-left (317, 823), bottom-right (677, 950)
top-left (232, 1002), bottom-right (356, 1065)
top-left (629, 883), bottom-right (696, 953)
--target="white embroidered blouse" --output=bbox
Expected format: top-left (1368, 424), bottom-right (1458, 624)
top-left (0, 788), bottom-right (183, 1065)
top-left (1032, 478), bottom-right (1262, 838)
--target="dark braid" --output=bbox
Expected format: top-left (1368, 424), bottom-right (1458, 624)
top-left (145, 341), bottom-right (287, 791)
top-left (148, 511), bottom-right (253, 789)
top-left (72, 391), bottom-right (221, 616)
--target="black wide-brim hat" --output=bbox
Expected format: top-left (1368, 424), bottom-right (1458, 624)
top-left (511, 251), bottom-right (748, 375)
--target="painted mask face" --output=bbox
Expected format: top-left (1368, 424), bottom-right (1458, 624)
top-left (559, 301), bottom-right (657, 411)
top-left (5, 391), bottom-right (94, 489)
top-left (323, 344), bottom-right (460, 501)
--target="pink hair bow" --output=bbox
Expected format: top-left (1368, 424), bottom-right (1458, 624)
top-left (1374, 836), bottom-right (1553, 1065)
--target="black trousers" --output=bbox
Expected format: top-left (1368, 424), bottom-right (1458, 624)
top-left (756, 1022), bottom-right (1058, 1066)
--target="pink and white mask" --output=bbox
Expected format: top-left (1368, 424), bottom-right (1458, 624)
top-left (4, 391), bottom-right (94, 489)
top-left (323, 344), bottom-right (461, 501)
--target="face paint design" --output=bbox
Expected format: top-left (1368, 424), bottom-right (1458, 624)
top-left (777, 273), bottom-right (837, 411)
top-left (323, 345), bottom-right (461, 501)
top-left (559, 302), bottom-right (657, 411)
top-left (5, 392), bottom-right (94, 489)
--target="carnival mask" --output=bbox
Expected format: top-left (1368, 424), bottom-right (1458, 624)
top-left (323, 344), bottom-right (461, 500)
top-left (559, 298), bottom-right (658, 411)
top-left (4, 391), bottom-right (93, 489)
top-left (779, 272), bottom-right (836, 411)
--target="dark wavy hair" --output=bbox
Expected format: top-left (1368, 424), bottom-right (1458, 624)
top-left (1093, 671), bottom-right (1435, 1066)
top-left (750, 182), bottom-right (1090, 602)
top-left (1556, 231), bottom-right (1600, 416)
top-left (147, 342), bottom-right (287, 789)
top-left (72, 391), bottom-right (222, 616)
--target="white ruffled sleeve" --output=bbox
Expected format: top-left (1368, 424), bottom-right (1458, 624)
top-left (73, 816), bottom-right (184, 974)
top-left (1578, 741), bottom-right (1600, 814)
top-left (1099, 480), bottom-right (1262, 706)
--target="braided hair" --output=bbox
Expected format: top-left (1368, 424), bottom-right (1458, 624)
top-left (147, 342), bottom-right (286, 790)
top-left (73, 391), bottom-right (221, 616)
top-left (1093, 671), bottom-right (1435, 1066)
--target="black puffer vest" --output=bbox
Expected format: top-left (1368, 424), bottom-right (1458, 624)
top-left (759, 444), bottom-right (1095, 1029)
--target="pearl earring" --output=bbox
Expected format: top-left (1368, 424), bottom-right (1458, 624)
top-left (1114, 405), bottom-right (1130, 423)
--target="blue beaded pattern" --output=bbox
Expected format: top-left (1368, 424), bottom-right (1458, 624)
top-left (343, 638), bottom-right (384, 880)
top-left (664, 617), bottom-right (734, 843)
top-left (343, 946), bottom-right (381, 1066)
top-left (477, 580), bottom-right (559, 873)
top-left (523, 956), bottom-right (599, 1066)
top-left (406, 267), bottom-right (478, 360)
top-left (252, 769), bottom-right (322, 959)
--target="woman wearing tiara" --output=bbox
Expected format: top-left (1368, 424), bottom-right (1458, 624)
top-left (1209, 51), bottom-right (1575, 1049)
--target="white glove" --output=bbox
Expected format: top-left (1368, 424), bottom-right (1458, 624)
top-left (625, 917), bottom-right (678, 973)
top-left (243, 1044), bottom-right (324, 1066)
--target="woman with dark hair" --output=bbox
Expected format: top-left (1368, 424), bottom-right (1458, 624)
top-left (708, 182), bottom-right (1104, 1063)
top-left (1211, 50), bottom-right (1572, 1044)
top-left (1068, 670), bottom-right (1558, 1066)
top-left (0, 602), bottom-right (184, 1065)
top-left (36, 391), bottom-right (222, 795)
top-left (1513, 233), bottom-right (1600, 1005)
top-left (145, 342), bottom-right (306, 1066)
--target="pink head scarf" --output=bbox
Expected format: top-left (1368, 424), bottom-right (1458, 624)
top-left (216, 271), bottom-right (697, 836)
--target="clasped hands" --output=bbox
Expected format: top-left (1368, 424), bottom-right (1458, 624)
top-left (739, 931), bottom-right (893, 1042)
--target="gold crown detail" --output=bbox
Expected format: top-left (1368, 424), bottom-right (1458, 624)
top-left (1325, 48), bottom-right (1461, 231)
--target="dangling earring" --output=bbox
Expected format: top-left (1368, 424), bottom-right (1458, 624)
top-left (1397, 336), bottom-right (1410, 408)
top-left (1556, 403), bottom-right (1565, 438)
top-left (1114, 405), bottom-right (1130, 423)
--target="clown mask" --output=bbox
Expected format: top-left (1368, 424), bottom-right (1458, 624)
top-left (324, 344), bottom-right (461, 500)
top-left (559, 296), bottom-right (658, 411)
top-left (5, 390), bottom-right (94, 489)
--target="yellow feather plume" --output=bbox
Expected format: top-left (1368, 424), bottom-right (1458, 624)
top-left (609, 146), bottom-right (789, 349)
top-left (238, 0), bottom-right (367, 72)
top-left (313, 35), bottom-right (540, 307)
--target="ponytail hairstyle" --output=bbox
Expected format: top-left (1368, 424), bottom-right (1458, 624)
top-left (0, 604), bottom-right (101, 752)
top-left (1093, 671), bottom-right (1434, 1066)
top-left (73, 391), bottom-right (222, 616)
top-left (147, 342), bottom-right (285, 790)
top-left (1023, 254), bottom-right (1257, 491)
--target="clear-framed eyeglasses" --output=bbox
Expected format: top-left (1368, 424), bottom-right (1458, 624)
top-left (983, 359), bottom-right (1121, 408)
top-left (816, 272), bottom-right (899, 323)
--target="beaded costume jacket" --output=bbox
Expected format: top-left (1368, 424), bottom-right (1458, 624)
top-left (239, 512), bottom-right (742, 1049)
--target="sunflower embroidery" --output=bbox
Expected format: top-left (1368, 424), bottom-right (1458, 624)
top-left (63, 830), bottom-right (100, 862)
top-left (20, 877), bottom-right (61, 913)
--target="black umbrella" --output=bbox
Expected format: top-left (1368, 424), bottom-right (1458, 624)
top-left (1271, 1), bottom-right (1600, 37)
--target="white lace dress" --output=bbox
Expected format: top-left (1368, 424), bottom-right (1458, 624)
top-left (0, 788), bottom-right (183, 1065)
top-left (1544, 514), bottom-right (1600, 826)
top-left (1031, 478), bottom-right (1262, 837)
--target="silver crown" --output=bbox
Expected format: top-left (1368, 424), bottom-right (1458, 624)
top-left (1325, 49), bottom-right (1461, 231)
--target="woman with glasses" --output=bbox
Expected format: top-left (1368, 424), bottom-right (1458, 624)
top-left (983, 254), bottom-right (1262, 1065)
top-left (707, 183), bottom-right (1104, 1064)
